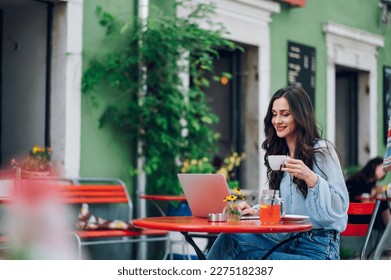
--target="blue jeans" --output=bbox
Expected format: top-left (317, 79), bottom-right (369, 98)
top-left (206, 229), bottom-right (340, 260)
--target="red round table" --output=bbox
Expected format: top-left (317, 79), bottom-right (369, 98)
top-left (133, 216), bottom-right (312, 259)
top-left (139, 194), bottom-right (187, 202)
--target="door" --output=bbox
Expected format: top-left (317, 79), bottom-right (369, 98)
top-left (0, 0), bottom-right (49, 168)
top-left (335, 68), bottom-right (358, 168)
top-left (203, 48), bottom-right (244, 182)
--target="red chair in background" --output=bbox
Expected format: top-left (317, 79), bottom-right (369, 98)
top-left (341, 201), bottom-right (380, 260)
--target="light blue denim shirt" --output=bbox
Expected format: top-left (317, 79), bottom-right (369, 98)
top-left (255, 140), bottom-right (349, 234)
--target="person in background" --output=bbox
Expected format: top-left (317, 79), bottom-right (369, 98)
top-left (346, 157), bottom-right (390, 228)
top-left (206, 85), bottom-right (349, 260)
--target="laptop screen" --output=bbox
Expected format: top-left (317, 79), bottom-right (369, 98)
top-left (177, 173), bottom-right (231, 217)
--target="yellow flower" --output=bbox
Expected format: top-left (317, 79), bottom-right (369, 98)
top-left (223, 188), bottom-right (245, 202)
top-left (223, 194), bottom-right (238, 202)
top-left (32, 145), bottom-right (39, 154)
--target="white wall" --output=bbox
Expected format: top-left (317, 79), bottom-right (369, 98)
top-left (324, 22), bottom-right (384, 160)
top-left (243, 46), bottom-right (260, 190)
top-left (50, 0), bottom-right (83, 177)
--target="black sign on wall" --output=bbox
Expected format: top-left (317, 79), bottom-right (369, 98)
top-left (287, 41), bottom-right (316, 105)
top-left (383, 66), bottom-right (391, 143)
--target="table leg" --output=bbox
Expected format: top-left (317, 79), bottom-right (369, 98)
top-left (181, 232), bottom-right (206, 260)
top-left (188, 233), bottom-right (218, 255)
top-left (261, 233), bottom-right (301, 260)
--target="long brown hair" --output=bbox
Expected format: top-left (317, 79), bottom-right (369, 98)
top-left (262, 85), bottom-right (327, 198)
top-left (346, 157), bottom-right (385, 185)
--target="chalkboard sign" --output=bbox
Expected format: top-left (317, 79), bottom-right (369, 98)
top-left (287, 41), bottom-right (316, 105)
top-left (383, 66), bottom-right (391, 143)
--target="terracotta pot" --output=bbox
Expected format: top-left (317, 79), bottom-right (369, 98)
top-left (21, 170), bottom-right (50, 179)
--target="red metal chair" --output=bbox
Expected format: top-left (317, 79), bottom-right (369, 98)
top-left (341, 201), bottom-right (380, 259)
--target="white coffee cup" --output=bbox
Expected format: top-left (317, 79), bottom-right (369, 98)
top-left (268, 155), bottom-right (288, 171)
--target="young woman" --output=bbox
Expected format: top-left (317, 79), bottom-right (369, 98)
top-left (346, 157), bottom-right (390, 228)
top-left (206, 85), bottom-right (349, 260)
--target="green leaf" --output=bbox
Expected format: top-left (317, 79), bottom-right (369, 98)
top-left (221, 72), bottom-right (232, 79)
top-left (212, 76), bottom-right (220, 82)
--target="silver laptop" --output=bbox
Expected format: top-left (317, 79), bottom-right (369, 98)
top-left (177, 173), bottom-right (258, 219)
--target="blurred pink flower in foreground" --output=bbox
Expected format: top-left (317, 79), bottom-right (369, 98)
top-left (0, 168), bottom-right (79, 259)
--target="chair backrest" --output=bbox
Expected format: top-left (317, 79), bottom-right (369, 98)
top-left (342, 202), bottom-right (377, 236)
top-left (341, 201), bottom-right (380, 260)
top-left (10, 177), bottom-right (133, 222)
top-left (0, 177), bottom-right (133, 221)
top-left (62, 177), bottom-right (133, 221)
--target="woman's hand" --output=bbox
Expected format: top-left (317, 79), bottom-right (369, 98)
top-left (280, 157), bottom-right (318, 188)
top-left (237, 201), bottom-right (259, 216)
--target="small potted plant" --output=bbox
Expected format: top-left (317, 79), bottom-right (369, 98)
top-left (223, 187), bottom-right (246, 222)
top-left (12, 145), bottom-right (52, 178)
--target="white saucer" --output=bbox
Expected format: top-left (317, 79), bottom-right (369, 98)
top-left (281, 214), bottom-right (309, 222)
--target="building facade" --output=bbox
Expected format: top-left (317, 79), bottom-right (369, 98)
top-left (1, 0), bottom-right (391, 199)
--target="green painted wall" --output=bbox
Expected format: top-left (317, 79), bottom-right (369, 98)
top-left (81, 0), bottom-right (137, 190)
top-left (80, 0), bottom-right (391, 190)
top-left (270, 0), bottom-right (391, 156)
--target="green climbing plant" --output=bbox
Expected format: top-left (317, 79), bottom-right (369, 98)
top-left (82, 1), bottom-right (240, 194)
